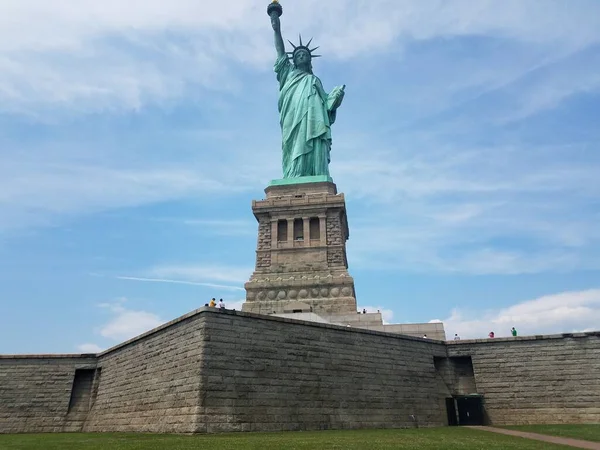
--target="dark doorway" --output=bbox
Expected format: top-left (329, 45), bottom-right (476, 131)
top-left (456, 396), bottom-right (484, 425)
top-left (446, 398), bottom-right (458, 426)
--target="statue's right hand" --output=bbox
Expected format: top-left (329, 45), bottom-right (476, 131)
top-left (271, 15), bottom-right (281, 32)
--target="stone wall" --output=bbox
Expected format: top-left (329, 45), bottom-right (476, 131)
top-left (2, 310), bottom-right (599, 434)
top-left (0, 355), bottom-right (97, 433)
top-left (447, 332), bottom-right (600, 425)
top-left (84, 311), bottom-right (208, 433)
top-left (0, 309), bottom-right (450, 434)
top-left (199, 309), bottom-right (449, 432)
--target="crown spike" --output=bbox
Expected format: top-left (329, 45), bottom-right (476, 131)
top-left (287, 40), bottom-right (297, 49)
top-left (309, 46), bottom-right (320, 53)
top-left (306, 37), bottom-right (313, 48)
top-left (312, 55), bottom-right (322, 58)
top-left (299, 34), bottom-right (303, 46)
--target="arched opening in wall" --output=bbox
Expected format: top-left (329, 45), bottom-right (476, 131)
top-left (309, 217), bottom-right (320, 240)
top-left (277, 220), bottom-right (288, 242)
top-left (294, 218), bottom-right (304, 241)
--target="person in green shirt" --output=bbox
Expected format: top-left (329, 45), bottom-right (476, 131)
top-left (511, 327), bottom-right (518, 337)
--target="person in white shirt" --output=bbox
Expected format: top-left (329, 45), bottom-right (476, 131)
top-left (218, 299), bottom-right (225, 309)
top-left (454, 334), bottom-right (460, 341)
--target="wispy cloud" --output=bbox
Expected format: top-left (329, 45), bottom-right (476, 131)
top-left (2, 1), bottom-right (600, 113)
top-left (337, 135), bottom-right (600, 275)
top-left (149, 265), bottom-right (252, 284)
top-left (116, 276), bottom-right (245, 292)
top-left (113, 264), bottom-right (251, 292)
top-left (0, 158), bottom-right (231, 232)
top-left (443, 288), bottom-right (600, 339)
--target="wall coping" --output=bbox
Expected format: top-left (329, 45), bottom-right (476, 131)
top-left (2, 306), bottom-right (598, 358)
top-left (95, 307), bottom-right (446, 357)
top-left (0, 354), bottom-right (97, 360)
top-left (446, 331), bottom-right (600, 345)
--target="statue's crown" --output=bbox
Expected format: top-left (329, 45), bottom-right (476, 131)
top-left (287, 34), bottom-right (321, 60)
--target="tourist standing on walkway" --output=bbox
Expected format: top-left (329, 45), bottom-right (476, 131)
top-left (511, 327), bottom-right (517, 337)
top-left (209, 298), bottom-right (216, 307)
top-left (488, 331), bottom-right (495, 339)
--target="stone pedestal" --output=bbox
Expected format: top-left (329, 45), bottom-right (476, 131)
top-left (242, 181), bottom-right (357, 315)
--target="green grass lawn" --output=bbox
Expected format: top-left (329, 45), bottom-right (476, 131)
top-left (0, 428), bottom-right (574, 450)
top-left (505, 424), bottom-right (600, 443)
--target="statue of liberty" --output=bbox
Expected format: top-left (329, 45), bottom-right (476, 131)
top-left (268, 1), bottom-right (345, 180)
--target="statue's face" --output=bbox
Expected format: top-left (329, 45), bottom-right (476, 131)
top-left (294, 49), bottom-right (311, 68)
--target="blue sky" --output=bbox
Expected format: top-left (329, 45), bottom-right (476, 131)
top-left (1, 0), bottom-right (600, 353)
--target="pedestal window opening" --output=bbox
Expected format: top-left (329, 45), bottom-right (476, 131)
top-left (277, 220), bottom-right (288, 242)
top-left (294, 218), bottom-right (304, 240)
top-left (309, 217), bottom-right (320, 240)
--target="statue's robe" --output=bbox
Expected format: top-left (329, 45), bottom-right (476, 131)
top-left (275, 55), bottom-right (338, 178)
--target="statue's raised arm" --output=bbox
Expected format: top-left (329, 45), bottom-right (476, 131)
top-left (268, 1), bottom-right (286, 58)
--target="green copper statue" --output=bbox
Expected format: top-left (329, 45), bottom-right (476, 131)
top-left (268, 1), bottom-right (345, 179)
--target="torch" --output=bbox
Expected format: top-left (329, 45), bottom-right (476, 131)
top-left (267, 0), bottom-right (283, 18)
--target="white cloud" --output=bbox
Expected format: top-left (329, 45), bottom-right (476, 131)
top-left (1, 1), bottom-right (599, 112)
top-left (443, 288), bottom-right (600, 339)
top-left (0, 0), bottom-right (261, 112)
top-left (98, 299), bottom-right (164, 341)
top-left (76, 343), bottom-right (103, 353)
top-left (0, 158), bottom-right (232, 231)
top-left (339, 138), bottom-right (600, 275)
